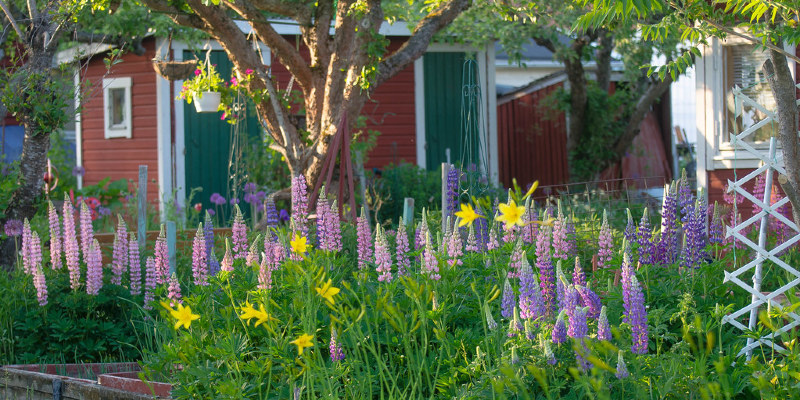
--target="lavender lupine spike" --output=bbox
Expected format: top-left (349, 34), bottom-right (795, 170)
top-left (518, 254), bottom-right (545, 321)
top-left (154, 225), bottom-right (169, 284)
top-left (487, 221), bottom-right (501, 251)
top-left (636, 208), bottom-right (655, 266)
top-left (475, 208), bottom-right (489, 249)
top-left (621, 239), bottom-right (634, 318)
top-left (623, 208), bottom-right (636, 246)
top-left (678, 169), bottom-right (694, 220)
top-left (329, 200), bottom-right (343, 251)
top-left (48, 201), bottom-right (62, 270)
top-left (552, 311), bottom-right (567, 344)
top-left (316, 190), bottom-right (330, 250)
top-left (330, 328), bottom-right (345, 362)
top-left (395, 217), bottom-right (411, 275)
top-left (568, 306), bottom-right (588, 339)
top-left (446, 164), bottom-right (459, 227)
top-left (535, 223), bottom-right (556, 315)
top-left (485, 306), bottom-right (498, 330)
top-left (203, 211), bottom-right (216, 266)
top-left (501, 278), bottom-right (515, 319)
top-left (129, 233), bottom-right (141, 296)
top-left (356, 208), bottom-right (372, 270)
top-left (33, 263), bottom-right (48, 306)
top-left (28, 231), bottom-right (42, 279)
top-left (86, 239), bottom-right (103, 295)
top-left (231, 205), bottom-right (248, 260)
top-left (563, 283), bottom-right (580, 320)
top-left (265, 197), bottom-right (279, 229)
top-left (658, 183), bottom-right (680, 266)
top-left (615, 351), bottom-right (630, 379)
top-left (597, 210), bottom-right (614, 269)
top-left (597, 306), bottom-right (612, 341)
top-left (415, 210), bottom-right (429, 251)
top-left (167, 273), bottom-right (182, 307)
top-left (63, 195), bottom-right (80, 290)
top-left (290, 174), bottom-right (309, 237)
top-left (422, 232), bottom-right (441, 280)
top-left (573, 257), bottom-right (586, 287)
top-left (221, 239), bottom-right (234, 273)
top-left (709, 202), bottom-right (724, 245)
top-left (682, 191), bottom-right (708, 269)
top-left (629, 275), bottom-right (649, 354)
top-left (192, 224), bottom-right (208, 286)
top-left (79, 202), bottom-right (94, 263)
top-left (374, 225), bottom-right (393, 282)
top-left (576, 285), bottom-right (602, 319)
top-left (143, 257), bottom-right (156, 309)
top-left (111, 215), bottom-right (128, 285)
top-left (21, 219), bottom-right (33, 274)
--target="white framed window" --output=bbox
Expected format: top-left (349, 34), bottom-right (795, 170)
top-left (103, 77), bottom-right (132, 139)
top-left (722, 44), bottom-right (776, 145)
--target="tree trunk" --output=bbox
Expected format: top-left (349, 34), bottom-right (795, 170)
top-left (563, 53), bottom-right (588, 158)
top-left (764, 51), bottom-right (800, 230)
top-left (596, 31), bottom-right (613, 93)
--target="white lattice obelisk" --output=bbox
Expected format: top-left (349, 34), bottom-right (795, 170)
top-left (721, 86), bottom-right (800, 359)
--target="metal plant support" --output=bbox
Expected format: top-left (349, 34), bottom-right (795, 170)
top-left (722, 84), bottom-right (800, 359)
top-left (459, 58), bottom-right (490, 197)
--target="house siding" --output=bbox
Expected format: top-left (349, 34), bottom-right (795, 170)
top-left (79, 40), bottom-right (159, 203)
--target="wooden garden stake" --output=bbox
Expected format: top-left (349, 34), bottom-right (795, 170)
top-left (403, 197), bottom-right (415, 226)
top-left (441, 162), bottom-right (450, 233)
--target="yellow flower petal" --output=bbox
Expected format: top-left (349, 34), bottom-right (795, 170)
top-left (290, 333), bottom-right (314, 355)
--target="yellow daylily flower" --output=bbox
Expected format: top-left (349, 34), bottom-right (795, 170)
top-left (495, 199), bottom-right (526, 229)
top-left (454, 203), bottom-right (484, 227)
top-left (161, 301), bottom-right (200, 330)
top-left (531, 217), bottom-right (556, 227)
top-left (522, 180), bottom-right (540, 200)
top-left (291, 333), bottom-right (314, 355)
top-left (239, 302), bottom-right (276, 327)
top-left (315, 279), bottom-right (341, 304)
top-left (290, 234), bottom-right (310, 254)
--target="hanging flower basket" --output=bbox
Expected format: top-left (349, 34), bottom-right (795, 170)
top-left (193, 91), bottom-right (222, 113)
top-left (152, 59), bottom-right (196, 81)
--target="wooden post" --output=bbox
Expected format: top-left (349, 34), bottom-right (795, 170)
top-left (166, 221), bottom-right (176, 275)
top-left (441, 163), bottom-right (448, 233)
top-left (403, 197), bottom-right (415, 226)
top-left (137, 165), bottom-right (147, 256)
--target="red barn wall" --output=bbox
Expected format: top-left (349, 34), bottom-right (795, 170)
top-left (497, 82), bottom-right (568, 189)
top-left (80, 40), bottom-right (159, 203)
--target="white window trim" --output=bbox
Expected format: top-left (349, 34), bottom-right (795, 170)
top-left (103, 77), bottom-right (132, 139)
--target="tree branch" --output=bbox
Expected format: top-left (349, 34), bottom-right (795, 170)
top-left (376, 0), bottom-right (471, 87)
top-left (608, 75), bottom-right (674, 164)
top-left (139, 0), bottom-right (205, 30)
top-left (72, 32), bottom-right (146, 55)
top-left (702, 18), bottom-right (800, 64)
top-left (25, 0), bottom-right (35, 20)
top-left (249, 0), bottom-right (310, 20)
top-left (0, 0), bottom-right (23, 40)
top-left (532, 36), bottom-right (557, 54)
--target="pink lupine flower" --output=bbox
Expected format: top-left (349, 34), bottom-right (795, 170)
top-left (414, 211), bottom-right (429, 252)
top-left (327, 200), bottom-right (343, 251)
top-left (192, 223), bottom-right (208, 286)
top-left (48, 201), bottom-right (62, 269)
top-left (33, 263), bottom-right (48, 306)
top-left (129, 233), bottom-right (141, 296)
top-left (26, 230), bottom-right (42, 279)
top-left (246, 238), bottom-right (260, 267)
top-left (86, 239), bottom-right (103, 295)
top-left (21, 219), bottom-right (33, 274)
top-left (508, 239), bottom-right (524, 278)
top-left (111, 215), bottom-right (128, 285)
top-left (63, 195), bottom-right (81, 290)
top-left (422, 232), bottom-right (440, 280)
top-left (167, 273), bottom-right (182, 307)
top-left (291, 174), bottom-right (309, 237)
top-left (466, 223), bottom-right (479, 252)
top-left (395, 217), bottom-right (411, 275)
top-left (221, 238), bottom-right (234, 273)
top-left (154, 225), bottom-right (169, 284)
top-left (316, 191), bottom-right (331, 250)
top-left (573, 257), bottom-right (586, 287)
top-left (374, 225), bottom-right (393, 282)
top-left (79, 202), bottom-right (94, 263)
top-left (551, 201), bottom-right (568, 260)
top-left (446, 223), bottom-right (463, 267)
top-left (356, 208), bottom-right (372, 270)
top-left (257, 251), bottom-right (273, 290)
top-left (232, 205), bottom-right (248, 260)
top-left (487, 222), bottom-right (501, 251)
top-left (143, 256), bottom-right (157, 309)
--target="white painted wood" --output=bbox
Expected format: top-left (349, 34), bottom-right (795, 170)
top-left (155, 37), bottom-right (172, 221)
top-left (73, 67), bottom-right (83, 189)
top-left (414, 57), bottom-right (426, 169)
top-left (102, 77), bottom-right (133, 139)
top-left (485, 44), bottom-right (499, 186)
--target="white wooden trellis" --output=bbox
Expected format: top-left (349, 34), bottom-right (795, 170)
top-left (721, 83), bottom-right (800, 359)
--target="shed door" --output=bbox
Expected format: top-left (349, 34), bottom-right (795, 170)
top-left (183, 50), bottom-right (261, 220)
top-left (423, 52), bottom-right (478, 171)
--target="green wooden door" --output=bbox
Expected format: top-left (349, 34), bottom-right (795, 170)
top-left (423, 52), bottom-right (478, 171)
top-left (183, 50), bottom-right (261, 221)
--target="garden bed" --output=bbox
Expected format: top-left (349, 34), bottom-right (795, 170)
top-left (1, 363), bottom-right (170, 399)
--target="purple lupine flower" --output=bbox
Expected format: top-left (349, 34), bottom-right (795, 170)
top-left (446, 165), bottom-right (459, 226)
top-left (597, 306), bottom-right (612, 341)
top-left (143, 257), bottom-right (156, 309)
top-left (485, 306), bottom-right (498, 330)
top-left (682, 196), bottom-right (708, 269)
top-left (623, 208), bottom-right (636, 246)
top-left (204, 211), bottom-right (216, 270)
top-left (395, 218), bottom-right (411, 275)
top-left (210, 192), bottom-right (226, 205)
top-left (21, 219), bottom-right (33, 274)
top-left (326, 200), bottom-right (343, 251)
top-left (518, 254), bottom-right (545, 321)
top-left (422, 232), bottom-right (440, 280)
top-left (568, 306), bottom-right (588, 339)
top-left (628, 275), bottom-right (649, 354)
top-left (291, 174), bottom-right (309, 237)
top-left (231, 205), bottom-right (248, 260)
top-left (47, 202), bottom-right (62, 270)
top-left (154, 226), bottom-right (169, 284)
top-left (563, 283), bottom-right (580, 320)
top-left (3, 219), bottom-right (22, 237)
top-left (265, 197), bottom-right (279, 228)
top-left (615, 351), bottom-right (630, 379)
top-left (221, 239), bottom-right (234, 273)
top-left (167, 273), bottom-right (182, 307)
top-left (246, 238), bottom-right (260, 266)
top-left (375, 225), bottom-right (393, 282)
top-left (501, 277), bottom-right (515, 319)
top-left (129, 233), bottom-right (141, 296)
top-left (446, 223), bottom-right (463, 267)
top-left (709, 202), bottom-right (724, 245)
top-left (621, 240), bottom-right (633, 317)
top-left (414, 211), bottom-right (429, 251)
top-left (111, 215), bottom-right (128, 285)
top-left (356, 208), bottom-right (372, 270)
top-left (487, 222), bottom-right (500, 251)
top-left (72, 165), bottom-right (85, 177)
top-left (475, 207), bottom-right (489, 249)
top-left (576, 285), bottom-right (602, 319)
top-left (79, 202), bottom-right (94, 264)
top-left (279, 209), bottom-right (290, 223)
top-left (33, 263), bottom-right (47, 306)
top-left (466, 224), bottom-right (479, 252)
top-left (636, 208), bottom-right (655, 266)
top-left (678, 169), bottom-right (694, 221)
top-left (62, 196), bottom-right (80, 290)
top-left (552, 311), bottom-right (567, 344)
top-left (573, 257), bottom-right (586, 287)
top-left (192, 224), bottom-right (208, 286)
top-left (508, 239), bottom-right (524, 278)
top-left (26, 230), bottom-right (42, 279)
top-left (86, 239), bottom-right (103, 295)
top-left (657, 183), bottom-right (680, 266)
top-left (316, 191), bottom-right (330, 250)
top-left (597, 210), bottom-right (614, 269)
top-left (330, 328), bottom-right (345, 362)
top-left (535, 224), bottom-right (555, 315)
top-left (257, 252), bottom-right (273, 290)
